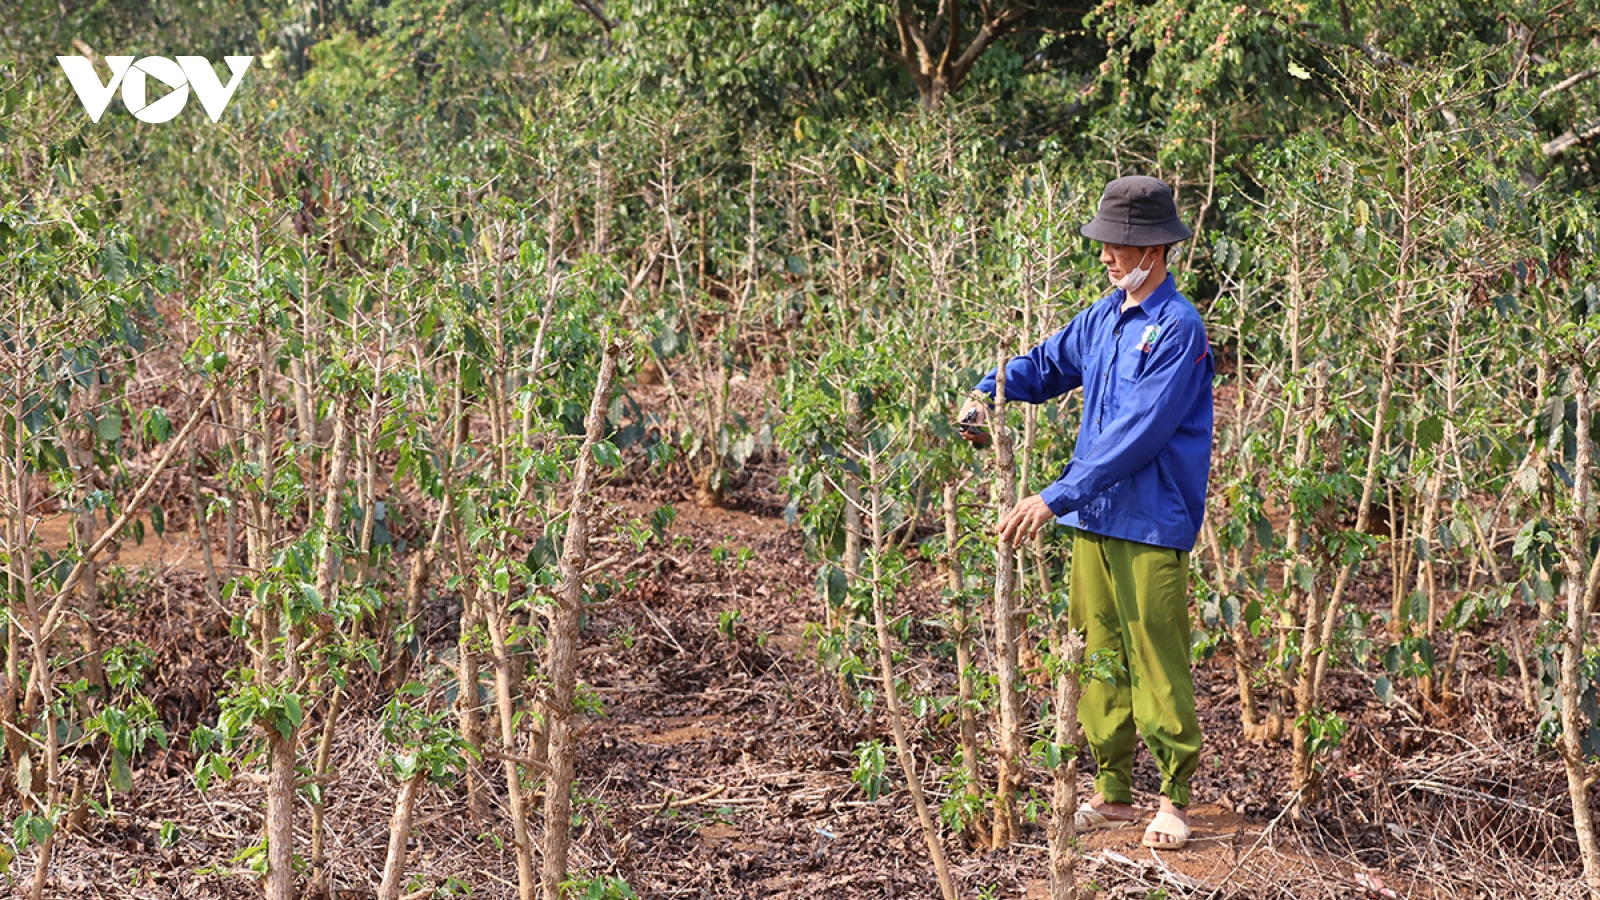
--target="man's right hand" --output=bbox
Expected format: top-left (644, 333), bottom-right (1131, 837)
top-left (956, 396), bottom-right (991, 448)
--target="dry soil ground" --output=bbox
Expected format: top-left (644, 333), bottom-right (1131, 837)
top-left (18, 454), bottom-right (1590, 900)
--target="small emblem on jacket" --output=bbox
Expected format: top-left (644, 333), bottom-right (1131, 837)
top-left (1138, 324), bottom-right (1161, 352)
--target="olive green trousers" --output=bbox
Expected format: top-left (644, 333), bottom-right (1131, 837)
top-left (1068, 530), bottom-right (1202, 807)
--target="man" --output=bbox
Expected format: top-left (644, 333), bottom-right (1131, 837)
top-left (959, 175), bottom-right (1213, 850)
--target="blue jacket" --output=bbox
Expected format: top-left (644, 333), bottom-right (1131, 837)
top-left (975, 275), bottom-right (1214, 552)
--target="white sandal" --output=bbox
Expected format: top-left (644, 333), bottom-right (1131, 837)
top-left (1141, 810), bottom-right (1191, 849)
top-left (1074, 803), bottom-right (1142, 832)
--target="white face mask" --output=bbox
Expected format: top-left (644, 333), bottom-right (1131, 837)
top-left (1114, 247), bottom-right (1156, 295)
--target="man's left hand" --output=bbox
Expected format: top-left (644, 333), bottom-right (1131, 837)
top-left (997, 494), bottom-right (1056, 545)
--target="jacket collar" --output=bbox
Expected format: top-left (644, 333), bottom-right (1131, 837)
top-left (1112, 273), bottom-right (1178, 318)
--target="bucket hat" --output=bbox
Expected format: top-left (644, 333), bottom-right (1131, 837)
top-left (1080, 176), bottom-right (1193, 247)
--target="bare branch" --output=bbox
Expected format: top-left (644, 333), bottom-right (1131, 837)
top-left (572, 0), bottom-right (616, 44)
top-left (895, 0), bottom-right (934, 79)
top-left (1541, 66), bottom-right (1599, 102)
top-left (950, 7), bottom-right (1027, 87)
top-left (939, 0), bottom-right (961, 76)
top-left (888, 1), bottom-right (1029, 104)
top-left (1545, 118), bottom-right (1600, 158)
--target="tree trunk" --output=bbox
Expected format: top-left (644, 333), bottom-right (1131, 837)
top-left (309, 687), bottom-right (343, 898)
top-left (443, 364), bottom-right (492, 826)
top-left (1313, 291), bottom-right (1408, 701)
top-left (190, 443), bottom-right (220, 605)
top-left (866, 465), bottom-right (957, 900)
top-left (1290, 362), bottom-right (1331, 803)
top-left (540, 338), bottom-right (622, 900)
top-left (14, 381), bottom-right (56, 900)
top-left (377, 772), bottom-right (428, 900)
top-left (489, 605), bottom-right (537, 900)
top-left (453, 578), bottom-right (490, 825)
top-left (264, 729), bottom-right (298, 900)
top-left (943, 479), bottom-right (988, 845)
top-left (890, 3), bottom-right (1025, 110)
top-left (309, 398), bottom-right (354, 898)
top-left (1049, 628), bottom-right (1086, 900)
top-left (831, 390), bottom-right (865, 701)
top-left (24, 595), bottom-right (58, 900)
top-left (841, 392), bottom-right (864, 611)
top-left (1203, 518), bottom-right (1267, 744)
top-left (1558, 364), bottom-right (1600, 899)
top-left (60, 379), bottom-right (107, 698)
top-left (390, 500), bottom-right (451, 690)
top-left (2, 617), bottom-right (22, 782)
top-left (3, 381), bottom-right (32, 780)
top-left (990, 351), bottom-right (1024, 849)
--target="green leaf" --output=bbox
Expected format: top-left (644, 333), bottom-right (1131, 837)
top-left (281, 694), bottom-right (304, 737)
top-left (1374, 675), bottom-right (1394, 706)
top-left (1220, 595), bottom-right (1240, 629)
top-left (101, 242), bottom-right (128, 283)
top-left (95, 411), bottom-right (123, 443)
top-left (1552, 461), bottom-right (1574, 489)
top-left (142, 407), bottom-right (172, 443)
top-left (1414, 415), bottom-right (1443, 452)
top-left (1516, 465), bottom-right (1540, 496)
top-left (728, 431), bottom-right (756, 469)
top-left (1416, 637), bottom-right (1436, 670)
top-left (592, 441), bottom-right (624, 468)
top-left (111, 752), bottom-right (133, 792)
top-left (393, 751), bottom-right (419, 780)
top-left (1253, 515), bottom-right (1274, 550)
top-left (195, 753), bottom-right (229, 793)
top-left (1293, 562), bottom-right (1316, 593)
top-left (1491, 644), bottom-right (1509, 679)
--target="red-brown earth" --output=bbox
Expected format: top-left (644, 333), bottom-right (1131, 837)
top-left (18, 448), bottom-right (1584, 900)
